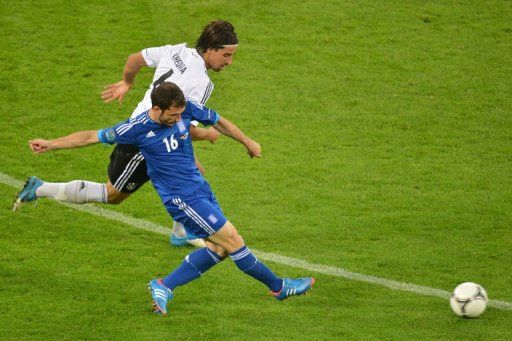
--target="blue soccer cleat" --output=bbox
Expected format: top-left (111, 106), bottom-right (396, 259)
top-left (170, 232), bottom-right (206, 248)
top-left (272, 277), bottom-right (315, 301)
top-left (148, 279), bottom-right (173, 316)
top-left (170, 233), bottom-right (190, 246)
top-left (12, 176), bottom-right (43, 211)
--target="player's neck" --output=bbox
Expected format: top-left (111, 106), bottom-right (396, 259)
top-left (148, 108), bottom-right (160, 124)
top-left (197, 49), bottom-right (211, 70)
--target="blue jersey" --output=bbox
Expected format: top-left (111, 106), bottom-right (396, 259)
top-left (98, 101), bottom-right (220, 202)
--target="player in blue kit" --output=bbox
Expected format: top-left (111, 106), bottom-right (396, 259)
top-left (28, 82), bottom-right (315, 315)
top-left (14, 20), bottom-right (240, 248)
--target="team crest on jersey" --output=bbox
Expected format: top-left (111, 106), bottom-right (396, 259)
top-left (177, 120), bottom-right (187, 134)
top-left (126, 183), bottom-right (137, 191)
top-left (106, 129), bottom-right (116, 142)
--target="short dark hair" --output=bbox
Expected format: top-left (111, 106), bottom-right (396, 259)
top-left (150, 82), bottom-right (186, 110)
top-left (195, 20), bottom-right (238, 54)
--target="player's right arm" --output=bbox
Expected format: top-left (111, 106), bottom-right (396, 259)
top-left (101, 52), bottom-right (148, 104)
top-left (29, 117), bottom-right (137, 153)
top-left (29, 130), bottom-right (100, 153)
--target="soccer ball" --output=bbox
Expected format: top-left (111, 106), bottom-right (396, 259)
top-left (449, 282), bottom-right (488, 318)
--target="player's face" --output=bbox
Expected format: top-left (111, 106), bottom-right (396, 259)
top-left (157, 105), bottom-right (185, 126)
top-left (205, 45), bottom-right (237, 72)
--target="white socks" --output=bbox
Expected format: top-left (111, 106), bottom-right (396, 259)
top-left (36, 180), bottom-right (107, 204)
top-left (172, 221), bottom-right (187, 237)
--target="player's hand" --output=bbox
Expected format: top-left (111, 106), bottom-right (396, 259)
top-left (246, 140), bottom-right (261, 158)
top-left (207, 127), bottom-right (220, 143)
top-left (101, 80), bottom-right (131, 104)
top-left (29, 139), bottom-right (52, 154)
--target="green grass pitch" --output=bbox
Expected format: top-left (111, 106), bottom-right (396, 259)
top-left (1, 0), bottom-right (511, 339)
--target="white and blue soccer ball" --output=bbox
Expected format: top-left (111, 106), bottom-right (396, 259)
top-left (449, 282), bottom-right (488, 318)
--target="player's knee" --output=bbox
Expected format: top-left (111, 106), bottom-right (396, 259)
top-left (216, 249), bottom-right (228, 259)
top-left (106, 185), bottom-right (129, 204)
top-left (207, 222), bottom-right (245, 253)
top-left (222, 225), bottom-right (245, 252)
top-left (205, 241), bottom-right (228, 259)
top-left (107, 193), bottom-right (126, 204)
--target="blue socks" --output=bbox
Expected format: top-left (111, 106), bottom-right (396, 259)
top-left (162, 247), bottom-right (222, 291)
top-left (161, 245), bottom-right (283, 293)
top-left (230, 246), bottom-right (283, 292)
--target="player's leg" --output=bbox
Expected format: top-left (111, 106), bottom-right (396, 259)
top-left (38, 179), bottom-right (107, 203)
top-left (12, 144), bottom-right (143, 210)
top-left (106, 144), bottom-right (148, 202)
top-left (13, 178), bottom-right (128, 208)
top-left (149, 243), bottom-right (224, 315)
top-left (149, 241), bottom-right (225, 315)
top-left (149, 192), bottom-right (227, 315)
top-left (12, 176), bottom-right (108, 210)
top-left (207, 221), bottom-right (315, 300)
top-left (165, 184), bottom-right (271, 288)
top-left (206, 221), bottom-right (283, 291)
top-left (149, 185), bottom-right (227, 314)
top-left (148, 183), bottom-right (314, 315)
top-left (105, 181), bottom-right (131, 204)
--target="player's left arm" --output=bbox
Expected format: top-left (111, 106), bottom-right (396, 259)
top-left (214, 117), bottom-right (261, 158)
top-left (190, 125), bottom-right (220, 143)
top-left (29, 130), bottom-right (100, 154)
top-left (188, 101), bottom-right (260, 158)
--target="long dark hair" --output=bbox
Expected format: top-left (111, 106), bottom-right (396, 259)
top-left (195, 20), bottom-right (238, 53)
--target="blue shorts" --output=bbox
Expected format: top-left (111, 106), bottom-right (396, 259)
top-left (164, 181), bottom-right (227, 239)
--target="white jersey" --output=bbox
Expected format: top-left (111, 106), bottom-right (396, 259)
top-left (131, 43), bottom-right (214, 118)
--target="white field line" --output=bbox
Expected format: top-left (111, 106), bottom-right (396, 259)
top-left (1, 172), bottom-right (511, 311)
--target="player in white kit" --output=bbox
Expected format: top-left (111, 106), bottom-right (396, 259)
top-left (14, 20), bottom-right (239, 247)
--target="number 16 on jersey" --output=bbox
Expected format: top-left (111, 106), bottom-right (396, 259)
top-left (163, 135), bottom-right (178, 152)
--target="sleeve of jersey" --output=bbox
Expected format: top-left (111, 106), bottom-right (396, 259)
top-left (97, 120), bottom-right (137, 145)
top-left (188, 101), bottom-right (220, 126)
top-left (141, 45), bottom-right (168, 67)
